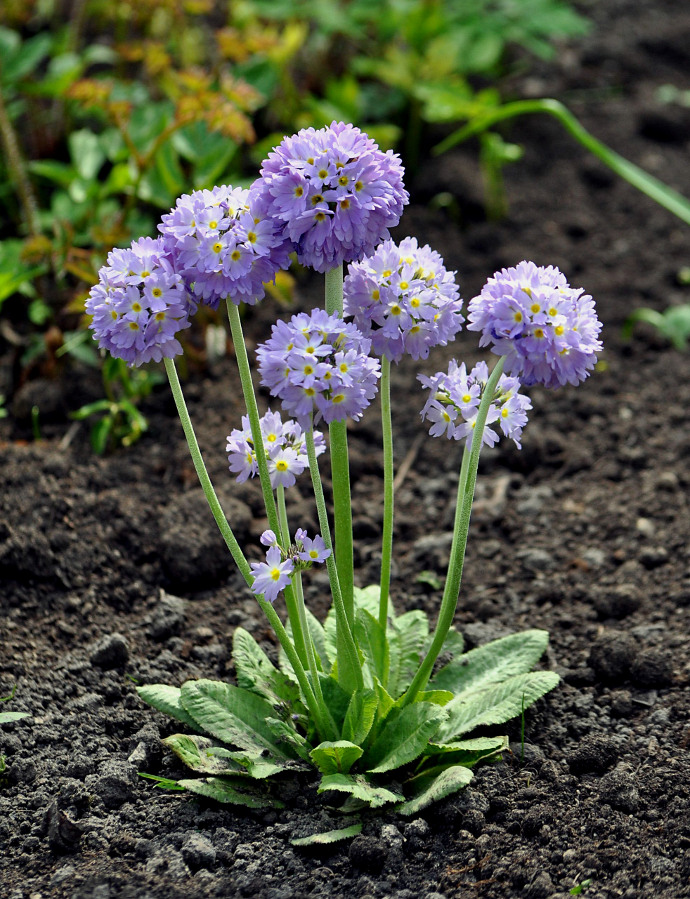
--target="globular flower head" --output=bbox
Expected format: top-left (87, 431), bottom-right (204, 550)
top-left (250, 545), bottom-right (294, 603)
top-left (419, 359), bottom-right (532, 450)
top-left (86, 236), bottom-right (192, 367)
top-left (158, 184), bottom-right (291, 309)
top-left (226, 408), bottom-right (325, 489)
top-left (256, 309), bottom-right (381, 426)
top-left (467, 261), bottom-right (603, 389)
top-left (343, 237), bottom-right (464, 362)
top-left (254, 122), bottom-right (409, 273)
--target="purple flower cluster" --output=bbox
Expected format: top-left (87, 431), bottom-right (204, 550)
top-left (343, 237), bottom-right (464, 361)
top-left (254, 122), bottom-right (408, 273)
top-left (256, 309), bottom-right (380, 425)
top-left (467, 261), bottom-right (603, 389)
top-left (419, 360), bottom-right (532, 450)
top-left (251, 528), bottom-right (331, 603)
top-left (86, 236), bottom-right (192, 367)
top-left (226, 409), bottom-right (325, 490)
top-left (158, 184), bottom-right (291, 308)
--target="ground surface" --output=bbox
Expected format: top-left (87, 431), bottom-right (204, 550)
top-left (2, 1), bottom-right (690, 897)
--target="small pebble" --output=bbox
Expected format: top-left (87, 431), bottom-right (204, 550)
top-left (89, 634), bottom-right (129, 670)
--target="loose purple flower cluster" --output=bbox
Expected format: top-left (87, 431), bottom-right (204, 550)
top-left (251, 528), bottom-right (331, 603)
top-left (226, 409), bottom-right (325, 490)
top-left (419, 360), bottom-right (532, 450)
top-left (343, 237), bottom-right (464, 361)
top-left (159, 184), bottom-right (291, 308)
top-left (467, 261), bottom-right (603, 389)
top-left (256, 309), bottom-right (381, 426)
top-left (85, 236), bottom-right (192, 367)
top-left (254, 122), bottom-right (409, 273)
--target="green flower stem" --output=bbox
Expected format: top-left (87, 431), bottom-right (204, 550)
top-left (226, 301), bottom-right (281, 539)
top-left (400, 356), bottom-right (506, 707)
top-left (256, 594), bottom-right (337, 742)
top-left (378, 357), bottom-right (394, 656)
top-left (164, 358), bottom-right (330, 738)
top-left (276, 485), bottom-right (310, 671)
top-left (306, 424), bottom-right (363, 695)
top-left (433, 98), bottom-right (690, 227)
top-left (325, 264), bottom-right (354, 626)
top-left (164, 358), bottom-right (251, 581)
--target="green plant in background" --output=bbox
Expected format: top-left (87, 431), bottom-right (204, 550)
top-left (0, 686), bottom-right (30, 775)
top-left (70, 356), bottom-right (164, 454)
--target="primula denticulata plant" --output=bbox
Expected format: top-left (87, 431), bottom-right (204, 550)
top-left (87, 122), bottom-right (603, 832)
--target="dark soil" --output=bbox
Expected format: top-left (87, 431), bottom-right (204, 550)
top-left (2, 1), bottom-right (690, 897)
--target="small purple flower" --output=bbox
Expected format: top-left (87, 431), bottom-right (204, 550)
top-left (250, 545), bottom-right (294, 603)
top-left (226, 409), bottom-right (325, 489)
top-left (254, 122), bottom-right (409, 272)
top-left (343, 237), bottom-right (464, 362)
top-left (467, 261), bottom-right (603, 389)
top-left (256, 309), bottom-right (380, 425)
top-left (260, 529), bottom-right (279, 547)
top-left (419, 360), bottom-right (532, 450)
top-left (158, 184), bottom-right (291, 309)
top-left (86, 236), bottom-right (192, 367)
top-left (296, 533), bottom-right (331, 564)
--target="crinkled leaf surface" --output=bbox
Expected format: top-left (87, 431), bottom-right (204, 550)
top-left (431, 629), bottom-right (550, 696)
top-left (233, 628), bottom-right (302, 708)
top-left (318, 773), bottom-right (403, 808)
top-left (180, 680), bottom-right (291, 759)
top-left (291, 823), bottom-right (362, 847)
top-left (136, 684), bottom-right (201, 732)
top-left (342, 689), bottom-right (378, 746)
top-left (397, 765), bottom-right (474, 816)
top-left (364, 702), bottom-right (447, 774)
top-left (178, 776), bottom-right (283, 809)
top-left (436, 671), bottom-right (560, 742)
top-left (387, 610), bottom-right (429, 699)
top-left (310, 741), bottom-right (363, 776)
top-left (355, 609), bottom-right (389, 686)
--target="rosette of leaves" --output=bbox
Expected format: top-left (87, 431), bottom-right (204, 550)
top-left (138, 587), bottom-right (557, 823)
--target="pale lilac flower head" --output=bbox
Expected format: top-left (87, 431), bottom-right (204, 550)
top-left (467, 261), bottom-right (602, 389)
top-left (343, 237), bottom-right (464, 361)
top-left (250, 545), bottom-right (294, 603)
top-left (226, 408), bottom-right (325, 489)
top-left (86, 236), bottom-right (192, 367)
top-left (419, 359), bottom-right (532, 450)
top-left (256, 309), bottom-right (380, 425)
top-left (254, 122), bottom-right (409, 272)
top-left (158, 184), bottom-right (291, 309)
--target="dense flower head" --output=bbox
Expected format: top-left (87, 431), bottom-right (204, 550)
top-left (256, 309), bottom-right (381, 425)
top-left (419, 360), bottom-right (532, 450)
top-left (254, 122), bottom-right (409, 273)
top-left (86, 236), bottom-right (192, 367)
top-left (158, 184), bottom-right (291, 308)
top-left (467, 261), bottom-right (602, 389)
top-left (343, 237), bottom-right (464, 361)
top-left (226, 409), bottom-right (325, 489)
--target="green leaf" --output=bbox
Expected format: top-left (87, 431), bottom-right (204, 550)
top-left (319, 674), bottom-right (352, 733)
top-left (436, 671), bottom-right (560, 742)
top-left (352, 584), bottom-right (384, 617)
top-left (0, 711), bottom-right (30, 724)
top-left (136, 684), bottom-right (201, 732)
top-left (180, 680), bottom-right (290, 758)
top-left (178, 777), bottom-right (282, 808)
top-left (387, 610), bottom-right (429, 698)
top-left (310, 741), bottom-right (363, 776)
top-left (318, 773), bottom-right (403, 808)
top-left (397, 765), bottom-right (474, 816)
top-left (90, 416), bottom-right (113, 455)
top-left (418, 735), bottom-right (508, 774)
top-left (208, 746), bottom-right (289, 779)
top-left (364, 702), bottom-right (447, 774)
top-left (69, 130), bottom-right (105, 182)
top-left (233, 627), bottom-right (296, 703)
top-left (265, 717), bottom-right (312, 762)
top-left (430, 629), bottom-right (550, 696)
top-left (355, 609), bottom-right (389, 685)
top-left (342, 689), bottom-right (378, 746)
top-left (139, 773), bottom-right (186, 791)
top-left (291, 823), bottom-right (363, 847)
top-left (417, 690), bottom-right (454, 706)
top-left (163, 734), bottom-right (245, 776)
